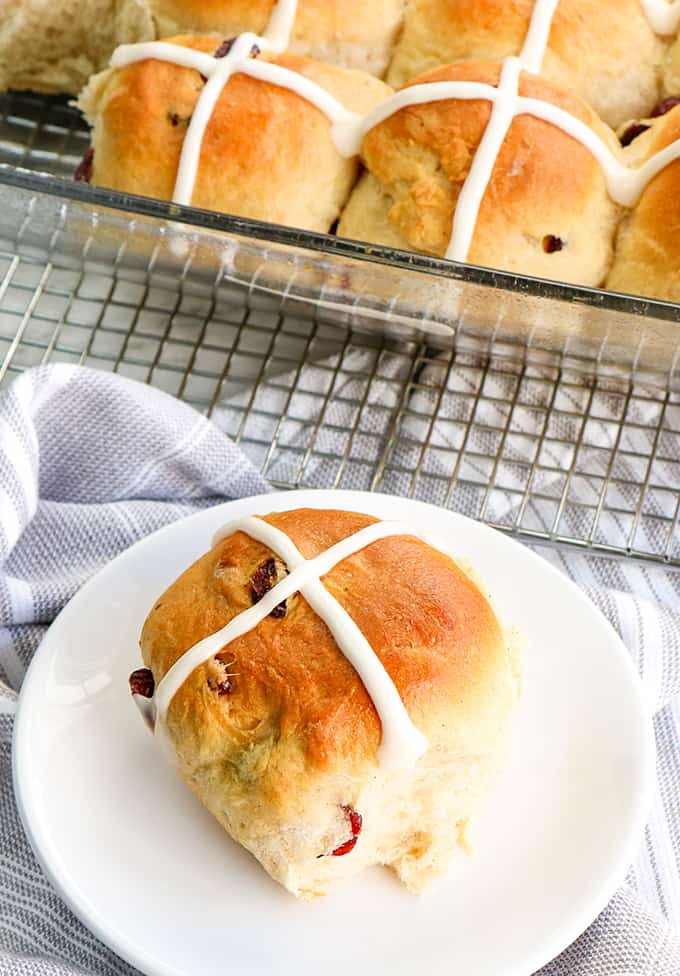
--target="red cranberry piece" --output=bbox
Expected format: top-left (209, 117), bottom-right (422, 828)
top-left (208, 654), bottom-right (237, 696)
top-left (329, 805), bottom-right (363, 857)
top-left (250, 558), bottom-right (287, 618)
top-left (214, 38), bottom-right (236, 58)
top-left (542, 234), bottom-right (564, 254)
top-left (208, 674), bottom-right (233, 696)
top-left (344, 805), bottom-right (363, 838)
top-left (331, 836), bottom-right (358, 857)
top-left (129, 668), bottom-right (154, 698)
top-left (650, 96), bottom-right (680, 118)
top-left (74, 147), bottom-right (94, 183)
top-left (202, 37), bottom-right (260, 80)
top-left (214, 38), bottom-right (260, 60)
top-left (620, 122), bottom-right (650, 147)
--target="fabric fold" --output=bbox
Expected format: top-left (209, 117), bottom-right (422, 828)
top-left (0, 365), bottom-right (678, 976)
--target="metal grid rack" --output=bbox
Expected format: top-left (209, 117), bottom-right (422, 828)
top-left (1, 92), bottom-right (680, 568)
top-left (0, 92), bottom-right (89, 177)
top-left (2, 248), bottom-right (680, 567)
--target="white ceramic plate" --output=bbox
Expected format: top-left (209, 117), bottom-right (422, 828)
top-left (13, 490), bottom-right (655, 976)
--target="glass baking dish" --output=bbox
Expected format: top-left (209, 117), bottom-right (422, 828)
top-left (2, 91), bottom-right (680, 388)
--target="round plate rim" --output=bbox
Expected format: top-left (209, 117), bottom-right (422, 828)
top-left (12, 489), bottom-right (656, 976)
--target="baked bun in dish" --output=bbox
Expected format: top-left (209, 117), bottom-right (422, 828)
top-left (78, 35), bottom-right (390, 232)
top-left (132, 508), bottom-right (520, 898)
top-left (0, 0), bottom-right (120, 94)
top-left (338, 62), bottom-right (621, 287)
top-left (662, 22), bottom-right (680, 97)
top-left (0, 0), bottom-right (403, 94)
top-left (386, 0), bottom-right (664, 129)
top-left (125, 0), bottom-right (406, 77)
top-left (15, 0), bottom-right (680, 300)
top-left (607, 103), bottom-right (680, 303)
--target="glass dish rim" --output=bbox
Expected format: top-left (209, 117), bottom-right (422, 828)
top-left (2, 161), bottom-right (680, 325)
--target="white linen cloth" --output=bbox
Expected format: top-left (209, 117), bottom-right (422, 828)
top-left (0, 364), bottom-right (678, 975)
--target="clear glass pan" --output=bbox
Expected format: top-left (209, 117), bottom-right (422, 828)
top-left (1, 90), bottom-right (679, 388)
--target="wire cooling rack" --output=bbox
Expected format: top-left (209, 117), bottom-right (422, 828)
top-left (1, 92), bottom-right (680, 568)
top-left (2, 248), bottom-right (680, 567)
top-left (0, 90), bottom-right (90, 177)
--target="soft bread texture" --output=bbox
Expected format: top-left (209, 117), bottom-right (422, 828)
top-left (607, 106), bottom-right (680, 303)
top-left (0, 0), bottom-right (156, 94)
top-left (79, 36), bottom-right (391, 232)
top-left (0, 0), bottom-right (119, 94)
top-left (0, 0), bottom-right (404, 93)
top-left (386, 0), bottom-right (664, 128)
top-left (663, 29), bottom-right (680, 97)
top-left (123, 0), bottom-right (406, 77)
top-left (140, 508), bottom-right (519, 897)
top-left (339, 62), bottom-right (622, 286)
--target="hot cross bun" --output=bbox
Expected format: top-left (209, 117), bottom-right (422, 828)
top-left (339, 62), bottom-right (622, 287)
top-left (78, 35), bottom-right (390, 232)
top-left (134, 508), bottom-right (519, 897)
top-left (386, 0), bottom-right (664, 128)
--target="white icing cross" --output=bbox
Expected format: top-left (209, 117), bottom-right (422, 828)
top-left (150, 516), bottom-right (429, 770)
top-left (519, 0), bottom-right (561, 73)
top-left (357, 0), bottom-right (680, 262)
top-left (109, 0), bottom-right (680, 264)
top-left (450, 57), bottom-right (522, 265)
top-left (641, 0), bottom-right (680, 34)
top-left (111, 0), bottom-right (359, 208)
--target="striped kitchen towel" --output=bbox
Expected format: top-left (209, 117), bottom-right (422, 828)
top-left (0, 364), bottom-right (678, 975)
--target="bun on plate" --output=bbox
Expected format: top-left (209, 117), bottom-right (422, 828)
top-left (132, 508), bottom-right (520, 897)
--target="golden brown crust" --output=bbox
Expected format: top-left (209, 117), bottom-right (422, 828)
top-left (386, 0), bottom-right (663, 128)
top-left (139, 507), bottom-right (518, 895)
top-left (146, 0), bottom-right (405, 76)
top-left (151, 0), bottom-right (285, 33)
top-left (79, 36), bottom-right (390, 232)
top-left (141, 508), bottom-right (509, 774)
top-left (339, 62), bottom-right (621, 285)
top-left (607, 107), bottom-right (680, 302)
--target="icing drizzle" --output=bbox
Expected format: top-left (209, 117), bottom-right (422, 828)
top-left (519, 0), bottom-right (561, 73)
top-left (641, 0), bottom-right (680, 35)
top-left (111, 0), bottom-right (359, 208)
top-left (150, 516), bottom-right (429, 770)
top-left (109, 0), bottom-right (680, 261)
top-left (450, 57), bottom-right (522, 265)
